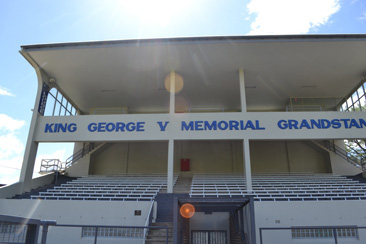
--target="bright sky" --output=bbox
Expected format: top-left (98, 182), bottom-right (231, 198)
top-left (0, 0), bottom-right (365, 185)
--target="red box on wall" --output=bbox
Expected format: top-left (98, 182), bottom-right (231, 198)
top-left (181, 159), bottom-right (190, 171)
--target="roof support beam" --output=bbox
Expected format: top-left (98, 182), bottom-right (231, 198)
top-left (169, 71), bottom-right (176, 114)
top-left (167, 139), bottom-right (174, 193)
top-left (239, 69), bottom-right (247, 112)
top-left (243, 139), bottom-right (252, 193)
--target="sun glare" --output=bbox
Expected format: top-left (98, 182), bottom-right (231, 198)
top-left (127, 0), bottom-right (193, 27)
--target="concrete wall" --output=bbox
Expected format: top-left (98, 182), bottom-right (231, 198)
top-left (0, 199), bottom-right (152, 244)
top-left (255, 201), bottom-right (366, 244)
top-left (251, 141), bottom-right (331, 173)
top-left (72, 140), bottom-right (335, 176)
top-left (89, 142), bottom-right (169, 175)
top-left (0, 174), bottom-right (54, 199)
top-left (177, 140), bottom-right (243, 174)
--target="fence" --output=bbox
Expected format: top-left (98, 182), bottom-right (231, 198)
top-left (0, 214), bottom-right (168, 244)
top-left (260, 226), bottom-right (366, 244)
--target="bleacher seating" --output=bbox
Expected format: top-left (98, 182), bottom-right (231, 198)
top-left (30, 175), bottom-right (178, 201)
top-left (189, 173), bottom-right (366, 201)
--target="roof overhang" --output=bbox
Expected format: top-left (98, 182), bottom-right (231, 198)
top-left (20, 34), bottom-right (366, 113)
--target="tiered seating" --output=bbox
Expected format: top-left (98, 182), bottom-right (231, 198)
top-left (31, 175), bottom-right (178, 201)
top-left (190, 173), bottom-right (366, 201)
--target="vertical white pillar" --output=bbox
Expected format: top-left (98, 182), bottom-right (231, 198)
top-left (240, 69), bottom-right (252, 192)
top-left (239, 69), bottom-right (247, 112)
top-left (167, 139), bottom-right (174, 193)
top-left (169, 71), bottom-right (175, 114)
top-left (167, 71), bottom-right (175, 193)
top-left (243, 139), bottom-right (253, 192)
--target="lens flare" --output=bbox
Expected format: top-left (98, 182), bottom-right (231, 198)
top-left (180, 203), bottom-right (195, 218)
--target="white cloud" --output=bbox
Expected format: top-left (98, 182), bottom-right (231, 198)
top-left (0, 86), bottom-right (15, 96)
top-left (0, 114), bottom-right (25, 185)
top-left (359, 12), bottom-right (366, 21)
top-left (247, 0), bottom-right (340, 35)
top-left (0, 114), bottom-right (26, 132)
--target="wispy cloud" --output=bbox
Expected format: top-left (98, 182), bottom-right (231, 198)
top-left (0, 114), bottom-right (25, 184)
top-left (359, 12), bottom-right (366, 22)
top-left (246, 0), bottom-right (341, 35)
top-left (0, 86), bottom-right (15, 96)
top-left (0, 114), bottom-right (25, 131)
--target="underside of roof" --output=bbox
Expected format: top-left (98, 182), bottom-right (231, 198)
top-left (21, 34), bottom-right (366, 113)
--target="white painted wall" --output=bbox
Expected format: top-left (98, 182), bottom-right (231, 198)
top-left (255, 201), bottom-right (366, 244)
top-left (34, 112), bottom-right (366, 142)
top-left (0, 199), bottom-right (151, 244)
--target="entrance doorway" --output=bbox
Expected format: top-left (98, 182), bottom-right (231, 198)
top-left (192, 230), bottom-right (227, 244)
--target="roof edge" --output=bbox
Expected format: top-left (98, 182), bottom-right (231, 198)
top-left (21, 34), bottom-right (366, 50)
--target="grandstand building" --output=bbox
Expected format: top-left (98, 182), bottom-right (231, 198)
top-left (1, 34), bottom-right (366, 244)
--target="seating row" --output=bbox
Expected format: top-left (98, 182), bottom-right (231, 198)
top-left (190, 174), bottom-right (366, 201)
top-left (30, 175), bottom-right (177, 201)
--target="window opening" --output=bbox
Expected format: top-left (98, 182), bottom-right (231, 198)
top-left (44, 88), bottom-right (77, 116)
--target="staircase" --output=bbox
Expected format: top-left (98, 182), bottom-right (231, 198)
top-left (315, 140), bottom-right (363, 170)
top-left (229, 214), bottom-right (245, 244)
top-left (173, 177), bottom-right (192, 194)
top-left (145, 222), bottom-right (173, 244)
top-left (10, 174), bottom-right (76, 199)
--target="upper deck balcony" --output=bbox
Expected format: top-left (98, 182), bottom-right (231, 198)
top-left (21, 35), bottom-right (366, 115)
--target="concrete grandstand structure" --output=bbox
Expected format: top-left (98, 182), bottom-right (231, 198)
top-left (1, 35), bottom-right (366, 244)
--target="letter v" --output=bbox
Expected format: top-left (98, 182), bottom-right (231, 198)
top-left (157, 121), bottom-right (169, 131)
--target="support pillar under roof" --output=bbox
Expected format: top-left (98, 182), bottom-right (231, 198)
top-left (239, 69), bottom-right (252, 192)
top-left (167, 71), bottom-right (176, 194)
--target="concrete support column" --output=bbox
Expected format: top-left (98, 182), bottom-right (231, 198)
top-left (167, 139), bottom-right (174, 193)
top-left (169, 71), bottom-right (176, 114)
top-left (243, 139), bottom-right (253, 193)
top-left (19, 69), bottom-right (48, 193)
top-left (167, 71), bottom-right (176, 193)
top-left (239, 69), bottom-right (247, 112)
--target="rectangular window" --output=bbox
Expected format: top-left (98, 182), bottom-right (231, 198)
top-left (81, 227), bottom-right (143, 238)
top-left (0, 222), bottom-right (27, 243)
top-left (291, 227), bottom-right (358, 239)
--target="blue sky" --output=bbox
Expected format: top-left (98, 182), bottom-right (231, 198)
top-left (0, 0), bottom-right (365, 184)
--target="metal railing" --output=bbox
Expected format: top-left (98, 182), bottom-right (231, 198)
top-left (0, 214), bottom-right (169, 244)
top-left (51, 224), bottom-right (169, 244)
top-left (65, 143), bottom-right (100, 168)
top-left (260, 226), bottom-right (366, 244)
top-left (286, 105), bottom-right (322, 112)
top-left (317, 140), bottom-right (363, 169)
top-left (39, 159), bottom-right (64, 173)
top-left (143, 201), bottom-right (155, 243)
top-left (40, 142), bottom-right (103, 173)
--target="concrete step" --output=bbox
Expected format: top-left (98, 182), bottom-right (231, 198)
top-left (146, 222), bottom-right (173, 244)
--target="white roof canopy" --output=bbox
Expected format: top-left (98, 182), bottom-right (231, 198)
top-left (21, 35), bottom-right (366, 113)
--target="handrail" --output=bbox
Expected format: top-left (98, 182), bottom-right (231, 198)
top-left (317, 140), bottom-right (363, 169)
top-left (40, 159), bottom-right (64, 172)
top-left (0, 214), bottom-right (169, 244)
top-left (40, 142), bottom-right (103, 173)
top-left (65, 142), bottom-right (98, 167)
top-left (143, 201), bottom-right (155, 243)
top-left (286, 105), bottom-right (322, 112)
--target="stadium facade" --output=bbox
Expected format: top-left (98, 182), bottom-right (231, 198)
top-left (1, 35), bottom-right (366, 244)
